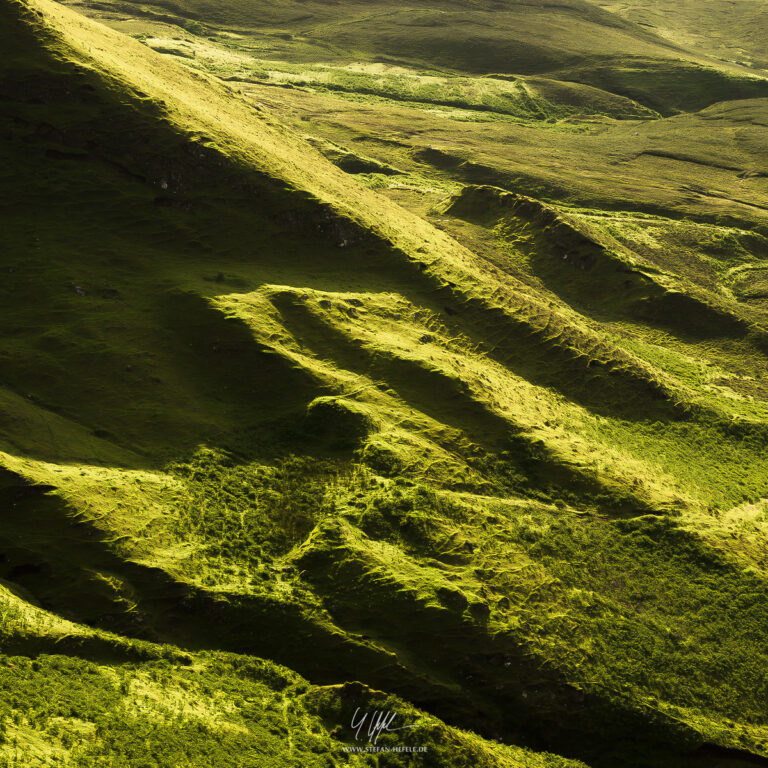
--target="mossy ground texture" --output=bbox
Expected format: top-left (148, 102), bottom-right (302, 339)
top-left (2, 0), bottom-right (768, 766)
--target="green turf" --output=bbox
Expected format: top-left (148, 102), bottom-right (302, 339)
top-left (2, 0), bottom-right (768, 766)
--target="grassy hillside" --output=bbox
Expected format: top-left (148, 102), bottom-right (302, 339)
top-left (3, 0), bottom-right (768, 766)
top-left (598, 0), bottom-right (768, 73)
top-left (60, 0), bottom-right (768, 114)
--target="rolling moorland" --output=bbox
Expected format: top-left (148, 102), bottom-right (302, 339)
top-left (3, 0), bottom-right (768, 765)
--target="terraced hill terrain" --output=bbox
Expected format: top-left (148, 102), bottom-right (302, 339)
top-left (2, 0), bottom-right (768, 766)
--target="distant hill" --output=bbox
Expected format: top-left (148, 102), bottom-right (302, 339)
top-left (59, 0), bottom-right (768, 114)
top-left (598, 0), bottom-right (768, 72)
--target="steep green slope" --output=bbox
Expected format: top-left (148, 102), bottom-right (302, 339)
top-left (3, 1), bottom-right (768, 767)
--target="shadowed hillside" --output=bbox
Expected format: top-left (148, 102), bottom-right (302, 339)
top-left (2, 0), bottom-right (768, 766)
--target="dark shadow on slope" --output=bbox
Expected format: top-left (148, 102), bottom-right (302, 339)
top-left (0, 469), bottom-right (196, 642)
top-left (0, 465), bottom-right (483, 728)
top-left (688, 744), bottom-right (768, 767)
top-left (447, 185), bottom-right (761, 342)
top-left (270, 292), bottom-right (660, 513)
top-left (291, 518), bottom-right (712, 768)
top-left (549, 57), bottom-right (768, 116)
top-left (268, 292), bottom-right (514, 445)
top-left (422, 282), bottom-right (685, 422)
top-left (0, 10), bottom-right (422, 467)
top-left (159, 290), bottom-right (329, 460)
